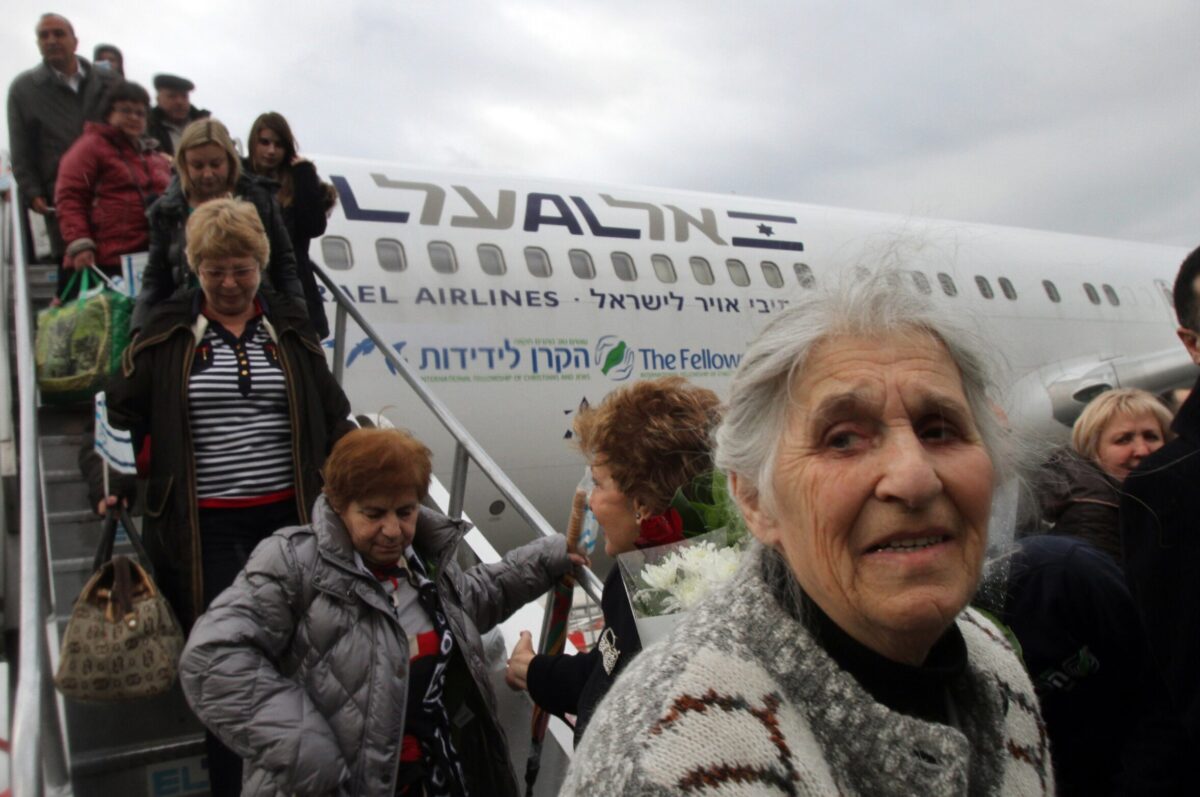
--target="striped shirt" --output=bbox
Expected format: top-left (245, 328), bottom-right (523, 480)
top-left (189, 314), bottom-right (294, 504)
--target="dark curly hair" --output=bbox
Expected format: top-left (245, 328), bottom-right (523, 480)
top-left (574, 377), bottom-right (722, 514)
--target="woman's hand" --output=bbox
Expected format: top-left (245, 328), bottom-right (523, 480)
top-left (568, 551), bottom-right (591, 569)
top-left (96, 495), bottom-right (127, 516)
top-left (68, 249), bottom-right (96, 270)
top-left (505, 630), bottom-right (536, 691)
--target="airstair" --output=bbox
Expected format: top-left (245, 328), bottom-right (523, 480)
top-left (3, 184), bottom-right (602, 796)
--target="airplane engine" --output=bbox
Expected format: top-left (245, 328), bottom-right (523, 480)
top-left (1005, 346), bottom-right (1197, 440)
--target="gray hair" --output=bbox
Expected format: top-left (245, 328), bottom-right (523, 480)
top-left (714, 269), bottom-right (1013, 515)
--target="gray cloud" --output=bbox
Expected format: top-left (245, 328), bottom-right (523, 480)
top-left (4, 1), bottom-right (1198, 245)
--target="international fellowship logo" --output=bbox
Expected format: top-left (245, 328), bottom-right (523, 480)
top-left (595, 335), bottom-right (634, 381)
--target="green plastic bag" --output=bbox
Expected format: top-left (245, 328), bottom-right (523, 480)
top-left (35, 268), bottom-right (133, 403)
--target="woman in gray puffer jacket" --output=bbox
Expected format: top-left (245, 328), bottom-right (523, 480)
top-left (181, 428), bottom-right (582, 796)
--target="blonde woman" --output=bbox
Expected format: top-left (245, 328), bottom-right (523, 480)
top-left (1040, 388), bottom-right (1172, 563)
top-left (132, 117), bottom-right (306, 330)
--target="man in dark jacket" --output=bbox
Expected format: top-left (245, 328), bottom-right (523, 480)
top-left (1121, 243), bottom-right (1200, 749)
top-left (145, 74), bottom-right (210, 158)
top-left (6, 13), bottom-right (117, 260)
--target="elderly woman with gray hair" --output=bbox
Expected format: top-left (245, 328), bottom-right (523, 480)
top-left (560, 273), bottom-right (1053, 796)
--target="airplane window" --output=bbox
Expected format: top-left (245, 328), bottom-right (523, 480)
top-left (477, 244), bottom-right (505, 276)
top-left (651, 254), bottom-right (677, 284)
top-left (1043, 280), bottom-right (1061, 303)
top-left (726, 259), bottom-right (750, 287)
top-left (524, 247), bottom-right (552, 278)
top-left (428, 242), bottom-right (458, 274)
top-left (974, 276), bottom-right (994, 300)
top-left (998, 277), bottom-right (1017, 300)
top-left (568, 249), bottom-right (595, 279)
top-left (1102, 284), bottom-right (1120, 306)
top-left (793, 262), bottom-right (815, 289)
top-left (937, 272), bottom-right (957, 297)
top-left (761, 261), bottom-right (784, 289)
top-left (690, 256), bottom-right (715, 285)
top-left (375, 239), bottom-right (405, 272)
top-left (611, 252), bottom-right (637, 282)
top-left (320, 236), bottom-right (353, 271)
top-left (909, 270), bottom-right (931, 295)
top-left (1155, 280), bottom-right (1173, 307)
top-left (1083, 282), bottom-right (1101, 305)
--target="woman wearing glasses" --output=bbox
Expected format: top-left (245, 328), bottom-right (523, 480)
top-left (131, 117), bottom-right (307, 331)
top-left (53, 80), bottom-right (170, 295)
top-left (102, 198), bottom-right (352, 794)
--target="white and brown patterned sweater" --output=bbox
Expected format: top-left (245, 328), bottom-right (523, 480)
top-left (560, 549), bottom-right (1053, 796)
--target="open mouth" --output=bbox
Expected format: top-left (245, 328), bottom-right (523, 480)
top-left (866, 534), bottom-right (950, 554)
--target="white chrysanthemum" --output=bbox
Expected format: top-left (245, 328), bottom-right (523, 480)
top-left (636, 542), bottom-right (742, 616)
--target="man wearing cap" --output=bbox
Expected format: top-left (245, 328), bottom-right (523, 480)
top-left (7, 13), bottom-right (117, 260)
top-left (146, 74), bottom-right (210, 158)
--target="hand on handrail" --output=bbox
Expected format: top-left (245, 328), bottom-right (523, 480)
top-left (504, 630), bottom-right (535, 691)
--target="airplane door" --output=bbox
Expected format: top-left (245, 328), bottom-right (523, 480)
top-left (1154, 279), bottom-right (1178, 324)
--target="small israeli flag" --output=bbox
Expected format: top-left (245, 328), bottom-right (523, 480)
top-left (94, 391), bottom-right (136, 474)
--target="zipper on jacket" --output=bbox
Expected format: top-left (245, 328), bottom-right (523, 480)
top-left (180, 333), bottom-right (203, 619)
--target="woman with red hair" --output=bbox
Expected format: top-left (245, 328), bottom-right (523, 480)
top-left (504, 376), bottom-right (722, 745)
top-left (181, 427), bottom-right (584, 797)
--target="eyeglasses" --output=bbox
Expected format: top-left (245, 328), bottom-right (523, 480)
top-left (111, 106), bottom-right (147, 118)
top-left (198, 266), bottom-right (258, 282)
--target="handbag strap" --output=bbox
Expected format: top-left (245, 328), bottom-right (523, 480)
top-left (56, 269), bottom-right (82, 301)
top-left (111, 555), bottom-right (135, 619)
top-left (86, 264), bottom-right (119, 292)
top-left (91, 508), bottom-right (156, 580)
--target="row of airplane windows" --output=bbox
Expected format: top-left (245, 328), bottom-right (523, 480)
top-left (320, 235), bottom-right (1135, 308)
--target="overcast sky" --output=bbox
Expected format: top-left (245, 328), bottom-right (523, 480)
top-left (4, 1), bottom-right (1198, 247)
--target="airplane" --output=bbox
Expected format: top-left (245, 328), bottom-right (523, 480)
top-left (300, 155), bottom-right (1195, 557)
top-left (6, 152), bottom-right (1194, 795)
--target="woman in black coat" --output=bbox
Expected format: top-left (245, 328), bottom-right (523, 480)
top-left (245, 112), bottom-right (337, 338)
top-left (503, 377), bottom-right (722, 744)
top-left (1039, 387), bottom-right (1172, 564)
top-left (132, 117), bottom-right (307, 331)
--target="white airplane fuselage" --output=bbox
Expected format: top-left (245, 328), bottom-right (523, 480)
top-left (309, 156), bottom-right (1193, 541)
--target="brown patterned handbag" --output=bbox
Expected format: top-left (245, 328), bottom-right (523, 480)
top-left (54, 508), bottom-right (184, 701)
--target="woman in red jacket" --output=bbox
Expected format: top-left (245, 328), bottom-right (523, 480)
top-left (54, 80), bottom-right (170, 291)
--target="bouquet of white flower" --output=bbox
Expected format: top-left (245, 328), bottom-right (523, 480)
top-left (618, 528), bottom-right (746, 646)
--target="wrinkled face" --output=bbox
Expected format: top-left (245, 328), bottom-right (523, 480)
top-left (1095, 412), bottom-right (1164, 480)
top-left (196, 255), bottom-right (261, 319)
top-left (590, 462), bottom-right (640, 556)
top-left (340, 490), bottom-right (421, 568)
top-left (252, 127), bottom-right (286, 172)
top-left (183, 143), bottom-right (230, 202)
top-left (37, 16), bottom-right (77, 71)
top-left (156, 88), bottom-right (192, 123)
top-left (107, 101), bottom-right (146, 140)
top-left (737, 332), bottom-right (994, 664)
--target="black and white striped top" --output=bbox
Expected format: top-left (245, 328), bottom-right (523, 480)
top-left (189, 314), bottom-right (295, 504)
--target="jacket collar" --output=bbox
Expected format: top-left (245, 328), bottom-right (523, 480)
top-left (31, 56), bottom-right (92, 86)
top-left (147, 174), bottom-right (187, 223)
top-left (132, 286), bottom-right (309, 355)
top-left (311, 494), bottom-right (469, 575)
top-left (85, 121), bottom-right (146, 152)
top-left (1170, 372), bottom-right (1200, 444)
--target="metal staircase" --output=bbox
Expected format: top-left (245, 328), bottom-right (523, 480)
top-left (4, 185), bottom-right (600, 796)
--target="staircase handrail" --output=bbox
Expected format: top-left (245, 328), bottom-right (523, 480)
top-left (7, 189), bottom-right (67, 795)
top-left (314, 263), bottom-right (604, 604)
